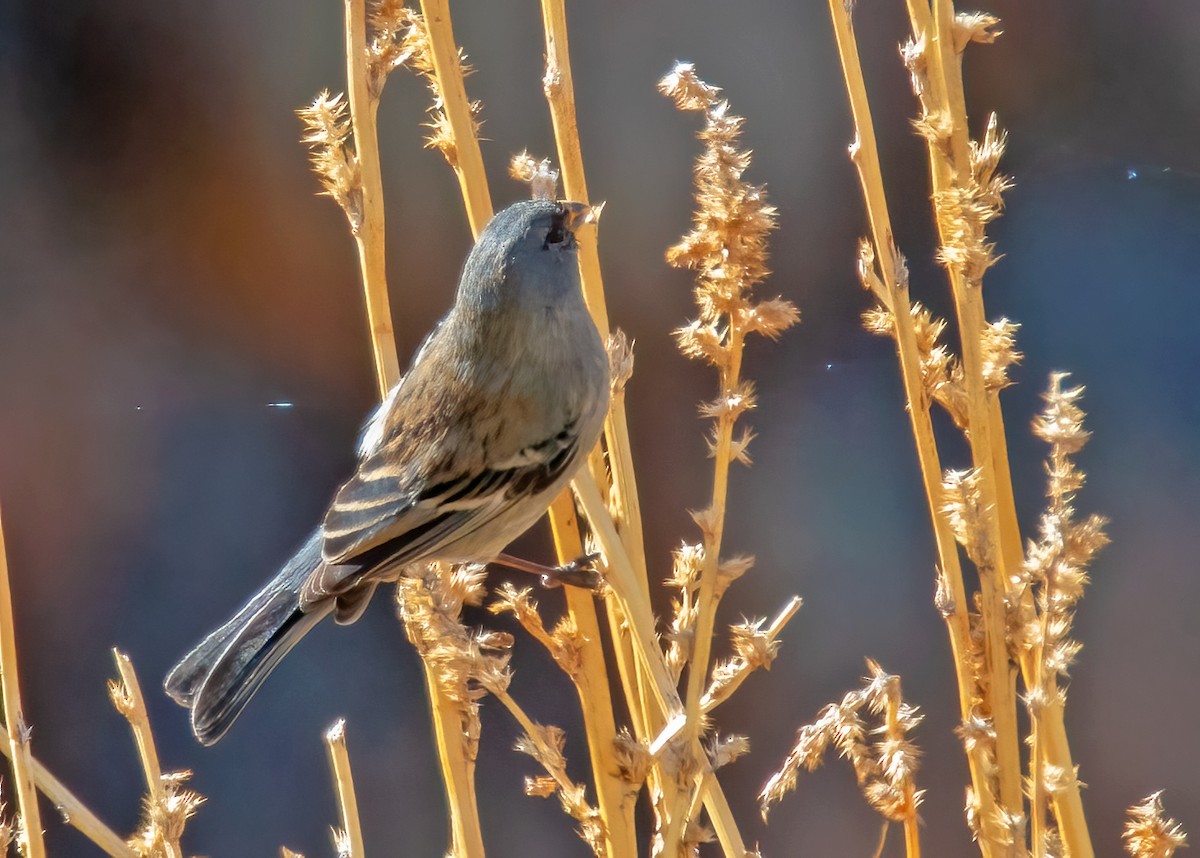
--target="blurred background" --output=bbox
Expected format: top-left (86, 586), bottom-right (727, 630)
top-left (3, 0), bottom-right (1199, 854)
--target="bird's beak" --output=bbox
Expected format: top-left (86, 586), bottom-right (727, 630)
top-left (562, 201), bottom-right (605, 233)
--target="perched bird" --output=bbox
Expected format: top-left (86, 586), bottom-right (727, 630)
top-left (165, 199), bottom-right (610, 745)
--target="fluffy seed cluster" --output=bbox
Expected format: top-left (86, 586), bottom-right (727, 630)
top-left (489, 583), bottom-right (585, 681)
top-left (508, 151), bottom-right (560, 201)
top-left (127, 772), bottom-right (205, 858)
top-left (760, 661), bottom-right (923, 824)
top-left (659, 62), bottom-right (798, 466)
top-left (1123, 792), bottom-right (1188, 858)
top-left (397, 563), bottom-right (513, 761)
top-left (1017, 376), bottom-right (1109, 686)
top-left (367, 0), bottom-right (481, 165)
top-left (297, 91), bottom-right (363, 231)
top-left (513, 724), bottom-right (606, 856)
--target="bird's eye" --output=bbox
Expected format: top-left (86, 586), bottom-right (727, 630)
top-left (543, 207), bottom-right (567, 248)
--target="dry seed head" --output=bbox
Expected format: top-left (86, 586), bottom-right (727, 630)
top-left (607, 329), bottom-right (635, 394)
top-left (954, 12), bottom-right (1003, 53)
top-left (1124, 792), bottom-right (1188, 858)
top-left (367, 0), bottom-right (428, 97)
top-left (706, 733), bottom-right (751, 770)
top-left (941, 468), bottom-right (991, 568)
top-left (716, 554), bottom-right (755, 596)
top-left (128, 771), bottom-right (205, 857)
top-left (375, 4), bottom-right (482, 165)
top-left (612, 729), bottom-right (652, 788)
top-left (981, 318), bottom-right (1022, 391)
top-left (509, 151), bottom-right (560, 201)
top-left (297, 91), bottom-right (363, 231)
top-left (658, 62), bottom-right (722, 112)
top-left (761, 667), bottom-right (923, 824)
top-left (332, 827), bottom-right (352, 858)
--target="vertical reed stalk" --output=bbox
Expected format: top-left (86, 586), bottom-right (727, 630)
top-left (345, 0), bottom-right (400, 394)
top-left (908, 2), bottom-right (1092, 852)
top-left (827, 3), bottom-right (1002, 854)
top-left (344, 2), bottom-right (484, 855)
top-left (537, 4), bottom-right (650, 853)
top-left (0, 503), bottom-right (45, 858)
top-left (325, 720), bottom-right (366, 858)
top-left (417, 0), bottom-right (494, 235)
top-left (920, 5), bottom-right (1024, 824)
top-left (547, 494), bottom-right (638, 857)
top-left (110, 650), bottom-right (183, 858)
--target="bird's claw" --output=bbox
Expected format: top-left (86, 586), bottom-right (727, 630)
top-left (539, 553), bottom-right (603, 590)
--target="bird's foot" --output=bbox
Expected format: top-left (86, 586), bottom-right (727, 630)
top-left (539, 553), bottom-right (603, 590)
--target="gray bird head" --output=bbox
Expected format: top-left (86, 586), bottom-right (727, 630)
top-left (455, 199), bottom-right (596, 313)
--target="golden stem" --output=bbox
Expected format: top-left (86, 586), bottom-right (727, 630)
top-left (829, 2), bottom-right (1004, 853)
top-left (883, 679), bottom-right (922, 858)
top-left (490, 688), bottom-right (577, 797)
top-left (685, 320), bottom-right (745, 730)
top-left (417, 0), bottom-right (494, 235)
top-left (0, 503), bottom-right (45, 858)
top-left (548, 494), bottom-right (638, 858)
top-left (111, 650), bottom-right (182, 858)
top-left (344, 2), bottom-right (483, 855)
top-left (0, 738), bottom-right (134, 857)
top-left (573, 475), bottom-right (748, 857)
top-left (345, 0), bottom-right (400, 395)
top-left (536, 6), bottom-right (652, 854)
top-left (917, 2), bottom-right (1092, 852)
top-left (911, 0), bottom-right (1024, 829)
top-left (324, 720), bottom-right (366, 858)
top-left (699, 596), bottom-right (802, 713)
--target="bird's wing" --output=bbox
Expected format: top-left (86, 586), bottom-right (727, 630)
top-left (304, 419), bottom-right (582, 603)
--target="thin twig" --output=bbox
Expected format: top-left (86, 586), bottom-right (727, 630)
top-left (546, 495), bottom-right (637, 857)
top-left (417, 0), bottom-right (493, 235)
top-left (110, 649), bottom-right (182, 858)
top-left (0, 502), bottom-right (45, 858)
top-left (345, 0), bottom-right (400, 396)
top-left (0, 739), bottom-right (134, 857)
top-left (325, 720), bottom-right (366, 858)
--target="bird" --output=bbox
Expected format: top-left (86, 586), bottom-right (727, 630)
top-left (164, 199), bottom-right (610, 745)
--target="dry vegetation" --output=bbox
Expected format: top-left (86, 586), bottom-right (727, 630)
top-left (0, 0), bottom-right (1189, 856)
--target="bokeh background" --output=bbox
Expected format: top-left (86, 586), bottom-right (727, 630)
top-left (3, 0), bottom-right (1199, 855)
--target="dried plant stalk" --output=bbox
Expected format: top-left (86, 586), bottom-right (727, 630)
top-left (546, 494), bottom-right (639, 857)
top-left (658, 60), bottom-right (798, 853)
top-left (109, 650), bottom-right (194, 858)
top-left (345, 0), bottom-right (400, 393)
top-left (904, 3), bottom-right (1091, 853)
top-left (760, 661), bottom-right (923, 855)
top-left (0, 739), bottom-right (135, 857)
top-left (310, 2), bottom-right (484, 854)
top-left (325, 720), bottom-right (366, 858)
top-left (416, 0), bottom-right (493, 234)
top-left (911, 3), bottom-right (1025, 827)
top-left (0, 503), bottom-right (45, 858)
top-left (1021, 376), bottom-right (1107, 855)
top-left (826, 3), bottom-right (1003, 853)
top-left (536, 4), bottom-right (651, 853)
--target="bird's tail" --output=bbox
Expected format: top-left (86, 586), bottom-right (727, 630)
top-left (164, 528), bottom-right (333, 745)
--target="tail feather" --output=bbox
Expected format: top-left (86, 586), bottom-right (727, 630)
top-left (190, 596), bottom-right (331, 745)
top-left (164, 527), bottom-right (337, 745)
